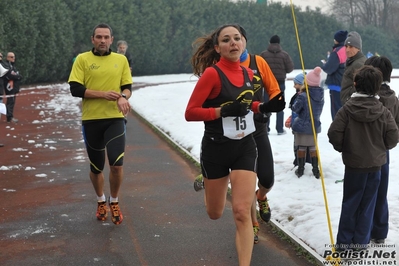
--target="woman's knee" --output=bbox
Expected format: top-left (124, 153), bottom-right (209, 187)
top-left (206, 208), bottom-right (224, 220)
top-left (232, 203), bottom-right (251, 222)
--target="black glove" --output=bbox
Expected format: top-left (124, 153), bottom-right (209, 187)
top-left (220, 96), bottom-right (250, 117)
top-left (259, 92), bottom-right (285, 113)
top-left (254, 112), bottom-right (271, 123)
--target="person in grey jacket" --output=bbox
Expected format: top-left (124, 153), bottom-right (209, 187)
top-left (340, 31), bottom-right (366, 104)
top-left (328, 65), bottom-right (398, 251)
top-left (260, 35), bottom-right (294, 135)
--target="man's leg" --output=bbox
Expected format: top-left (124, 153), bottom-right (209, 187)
top-left (6, 94), bottom-right (15, 122)
top-left (90, 171), bottom-right (105, 197)
top-left (109, 165), bottom-right (123, 199)
top-left (276, 83), bottom-right (286, 134)
top-left (105, 119), bottom-right (126, 224)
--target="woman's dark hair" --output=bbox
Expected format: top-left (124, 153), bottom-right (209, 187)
top-left (353, 65), bottom-right (382, 95)
top-left (191, 24), bottom-right (244, 77)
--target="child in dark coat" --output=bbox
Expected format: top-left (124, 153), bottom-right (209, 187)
top-left (364, 56), bottom-right (399, 244)
top-left (285, 73), bottom-right (311, 167)
top-left (328, 65), bottom-right (398, 251)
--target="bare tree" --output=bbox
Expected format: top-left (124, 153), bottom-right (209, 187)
top-left (327, 0), bottom-right (396, 30)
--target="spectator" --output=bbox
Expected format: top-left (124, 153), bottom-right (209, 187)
top-left (321, 30), bottom-right (347, 120)
top-left (3, 52), bottom-right (22, 123)
top-left (0, 52), bottom-right (7, 109)
top-left (0, 53), bottom-right (5, 102)
top-left (365, 56), bottom-right (399, 244)
top-left (117, 40), bottom-right (133, 74)
top-left (285, 72), bottom-right (311, 167)
top-left (340, 31), bottom-right (366, 104)
top-left (328, 65), bottom-right (398, 251)
top-left (0, 52), bottom-right (9, 147)
top-left (260, 34), bottom-right (294, 135)
top-left (291, 67), bottom-right (325, 178)
top-left (68, 23), bottom-right (132, 225)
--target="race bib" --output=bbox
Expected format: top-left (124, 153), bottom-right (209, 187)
top-left (222, 111), bottom-right (255, 140)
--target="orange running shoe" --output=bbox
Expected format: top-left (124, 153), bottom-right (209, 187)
top-left (96, 201), bottom-right (108, 221)
top-left (109, 201), bottom-right (123, 225)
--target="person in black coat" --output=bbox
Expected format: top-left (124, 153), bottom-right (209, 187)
top-left (2, 52), bottom-right (22, 123)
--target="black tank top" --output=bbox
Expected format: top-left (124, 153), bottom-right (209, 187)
top-left (249, 54), bottom-right (264, 102)
top-left (248, 55), bottom-right (270, 134)
top-left (203, 65), bottom-right (253, 140)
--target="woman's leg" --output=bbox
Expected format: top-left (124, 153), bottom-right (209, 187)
top-left (230, 169), bottom-right (257, 266)
top-left (203, 176), bottom-right (229, 220)
top-left (254, 132), bottom-right (274, 222)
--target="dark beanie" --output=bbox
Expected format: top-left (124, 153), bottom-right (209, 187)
top-left (334, 30), bottom-right (348, 43)
top-left (270, 35), bottom-right (280, 44)
top-left (239, 25), bottom-right (247, 41)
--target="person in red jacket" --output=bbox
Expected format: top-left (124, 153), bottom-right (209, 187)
top-left (185, 24), bottom-right (284, 265)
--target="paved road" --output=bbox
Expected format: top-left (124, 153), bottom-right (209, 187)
top-left (0, 86), bottom-right (315, 265)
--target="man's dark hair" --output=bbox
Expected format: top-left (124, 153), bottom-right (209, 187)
top-left (353, 65), bottom-right (382, 96)
top-left (92, 23), bottom-right (113, 37)
top-left (364, 55), bottom-right (392, 82)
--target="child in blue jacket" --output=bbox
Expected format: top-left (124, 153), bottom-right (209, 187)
top-left (291, 67), bottom-right (325, 178)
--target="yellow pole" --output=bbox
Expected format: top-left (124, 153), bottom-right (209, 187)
top-left (289, 0), bottom-right (338, 261)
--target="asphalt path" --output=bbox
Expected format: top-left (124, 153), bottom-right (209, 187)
top-left (0, 86), bottom-right (316, 265)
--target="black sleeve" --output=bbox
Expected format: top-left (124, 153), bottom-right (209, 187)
top-left (289, 93), bottom-right (298, 109)
top-left (4, 70), bottom-right (21, 81)
top-left (69, 81), bottom-right (86, 98)
top-left (121, 84), bottom-right (132, 92)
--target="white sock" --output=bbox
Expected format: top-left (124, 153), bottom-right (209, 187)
top-left (110, 196), bottom-right (118, 203)
top-left (97, 194), bottom-right (106, 202)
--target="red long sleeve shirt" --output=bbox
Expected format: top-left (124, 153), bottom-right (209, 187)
top-left (185, 57), bottom-right (257, 121)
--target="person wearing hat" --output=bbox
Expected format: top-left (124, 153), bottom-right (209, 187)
top-left (340, 31), bottom-right (366, 104)
top-left (260, 35), bottom-right (294, 135)
top-left (238, 26), bottom-right (284, 244)
top-left (321, 30), bottom-right (348, 120)
top-left (291, 67), bottom-right (325, 178)
top-left (285, 72), bottom-right (311, 167)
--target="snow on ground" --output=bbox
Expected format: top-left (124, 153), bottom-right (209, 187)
top-left (131, 71), bottom-right (399, 262)
top-left (3, 71), bottom-right (397, 263)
